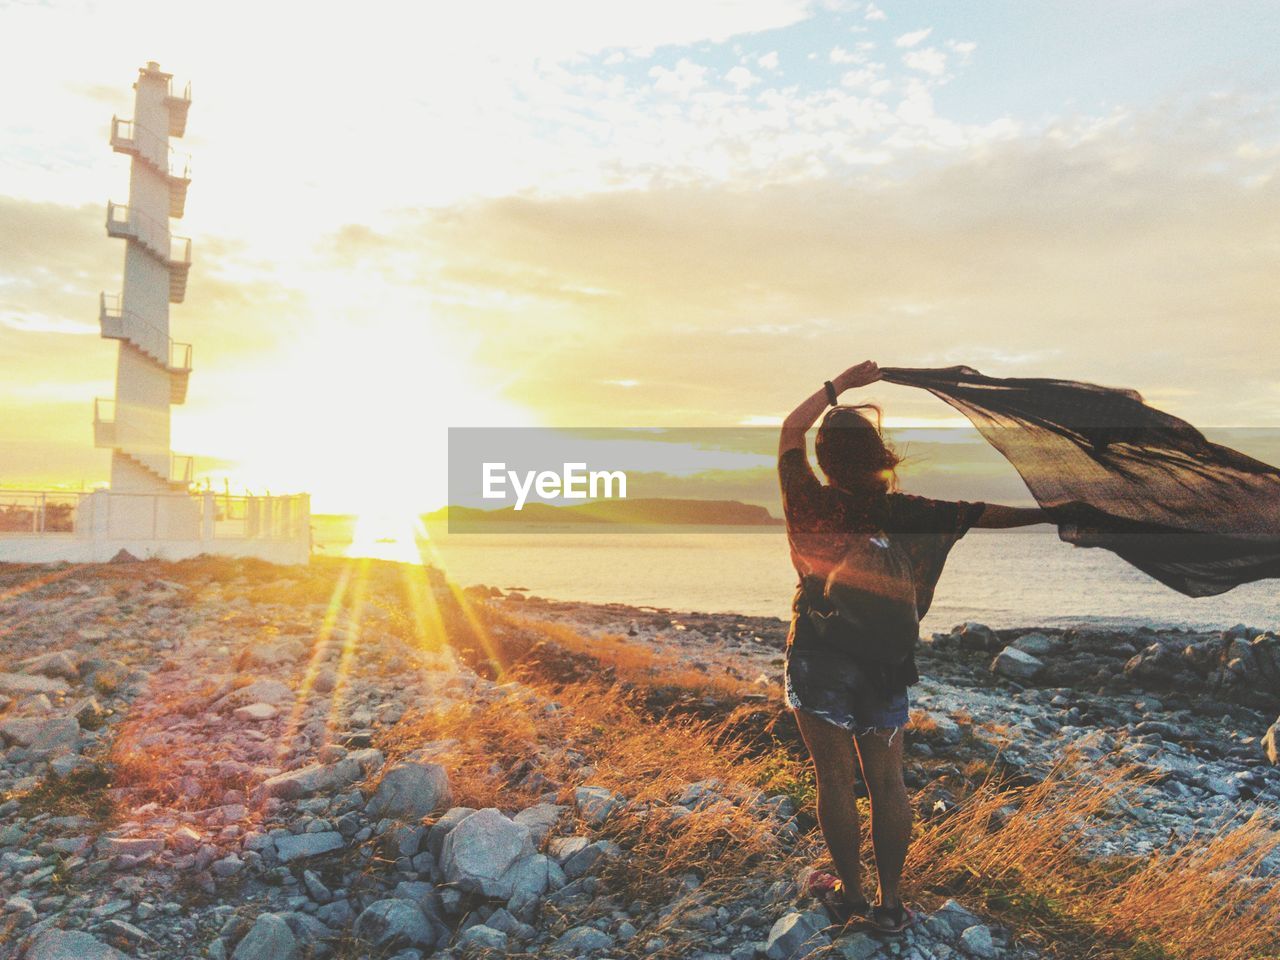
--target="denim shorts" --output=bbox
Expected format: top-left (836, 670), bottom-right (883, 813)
top-left (784, 648), bottom-right (910, 734)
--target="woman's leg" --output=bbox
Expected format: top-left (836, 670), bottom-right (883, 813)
top-left (853, 726), bottom-right (911, 908)
top-left (793, 707), bottom-right (864, 905)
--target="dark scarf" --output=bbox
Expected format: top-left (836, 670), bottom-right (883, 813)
top-left (880, 366), bottom-right (1280, 598)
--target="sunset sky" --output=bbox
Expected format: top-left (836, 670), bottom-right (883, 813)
top-left (2, 1), bottom-right (1278, 513)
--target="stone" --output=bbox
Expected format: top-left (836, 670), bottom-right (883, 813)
top-left (353, 899), bottom-right (441, 951)
top-left (440, 808), bottom-right (535, 898)
top-left (232, 913), bottom-right (300, 960)
top-left (959, 924), bottom-right (997, 958)
top-left (551, 925), bottom-right (615, 955)
top-left (0, 716), bottom-right (79, 754)
top-left (834, 933), bottom-right (879, 960)
top-left (573, 785), bottom-right (624, 827)
top-left (548, 836), bottom-right (590, 863)
top-left (512, 802), bottom-right (566, 844)
top-left (365, 762), bottom-right (452, 820)
top-left (98, 836), bottom-right (165, 857)
top-left (764, 911), bottom-right (830, 959)
top-left (273, 831), bottom-right (344, 862)
top-left (455, 924), bottom-right (509, 953)
top-left (991, 646), bottom-right (1044, 682)
top-left (214, 679), bottom-right (294, 711)
top-left (954, 622), bottom-right (1000, 652)
top-left (234, 703), bottom-right (279, 722)
top-left (933, 899), bottom-right (985, 936)
top-left (562, 840), bottom-right (616, 879)
top-left (1263, 717), bottom-right (1280, 764)
top-left (18, 651), bottom-right (80, 679)
top-left (0, 672), bottom-right (67, 697)
top-left (26, 930), bottom-right (128, 960)
top-left (257, 748), bottom-right (384, 800)
top-left (1011, 632), bottom-right (1058, 657)
top-left (426, 806), bottom-right (477, 857)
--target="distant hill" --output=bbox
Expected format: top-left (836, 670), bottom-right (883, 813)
top-left (422, 498), bottom-right (781, 527)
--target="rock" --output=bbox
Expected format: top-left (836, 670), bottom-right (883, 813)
top-left (1011, 632), bottom-right (1058, 657)
top-left (551, 925), bottom-right (615, 955)
top-left (548, 836), bottom-right (590, 864)
top-left (440, 808), bottom-right (535, 898)
top-left (26, 930), bottom-right (128, 960)
top-left (954, 622), bottom-right (1000, 653)
top-left (214, 679), bottom-right (293, 711)
top-left (18, 651), bottom-right (80, 679)
top-left (959, 924), bottom-right (997, 958)
top-left (353, 899), bottom-right (441, 951)
top-left (0, 673), bottom-right (67, 697)
top-left (834, 932), bottom-right (879, 959)
top-left (273, 832), bottom-right (344, 862)
top-left (562, 840), bottom-right (616, 879)
top-left (365, 762), bottom-right (451, 820)
top-left (933, 899), bottom-right (985, 936)
top-left (1263, 717), bottom-right (1280, 764)
top-left (98, 836), bottom-right (165, 857)
top-left (512, 802), bottom-right (566, 844)
top-left (426, 806), bottom-right (477, 858)
top-left (455, 924), bottom-right (508, 953)
top-left (764, 910), bottom-right (830, 959)
top-left (991, 646), bottom-right (1045, 682)
top-left (573, 785), bottom-right (624, 827)
top-left (234, 703), bottom-right (279, 722)
top-left (232, 913), bottom-right (300, 960)
top-left (0, 716), bottom-right (79, 753)
top-left (257, 749), bottom-right (383, 800)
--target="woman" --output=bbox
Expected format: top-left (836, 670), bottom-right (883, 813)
top-left (778, 360), bottom-right (1045, 934)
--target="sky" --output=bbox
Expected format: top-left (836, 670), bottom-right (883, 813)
top-left (2, 0), bottom-right (1278, 514)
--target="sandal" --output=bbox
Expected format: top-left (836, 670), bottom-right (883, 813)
top-left (803, 870), bottom-right (871, 928)
top-left (867, 901), bottom-right (916, 935)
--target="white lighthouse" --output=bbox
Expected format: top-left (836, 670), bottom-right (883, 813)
top-left (0, 62), bottom-right (311, 564)
top-left (96, 60), bottom-right (194, 499)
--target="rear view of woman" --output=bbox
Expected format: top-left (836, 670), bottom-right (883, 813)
top-left (778, 360), bottom-right (1044, 934)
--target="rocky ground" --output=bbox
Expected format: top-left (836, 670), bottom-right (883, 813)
top-left (1, 557), bottom-right (1278, 960)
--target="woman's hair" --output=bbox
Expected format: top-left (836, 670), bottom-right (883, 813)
top-left (814, 403), bottom-right (901, 503)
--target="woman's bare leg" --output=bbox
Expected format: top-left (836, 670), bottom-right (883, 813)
top-left (793, 708), bottom-right (864, 905)
top-left (853, 726), bottom-right (911, 908)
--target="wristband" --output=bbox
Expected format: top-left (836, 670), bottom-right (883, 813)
top-left (824, 380), bottom-right (838, 406)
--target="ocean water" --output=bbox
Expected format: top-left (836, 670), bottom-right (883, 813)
top-left (325, 524), bottom-right (1278, 634)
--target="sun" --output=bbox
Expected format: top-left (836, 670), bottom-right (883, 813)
top-left (347, 508), bottom-right (426, 564)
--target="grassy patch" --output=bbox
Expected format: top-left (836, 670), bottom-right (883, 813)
top-left (6, 761), bottom-right (115, 822)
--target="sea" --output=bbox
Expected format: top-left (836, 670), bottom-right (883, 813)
top-left (317, 520), bottom-right (1278, 635)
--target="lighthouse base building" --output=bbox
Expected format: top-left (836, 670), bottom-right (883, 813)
top-left (0, 62), bottom-right (310, 565)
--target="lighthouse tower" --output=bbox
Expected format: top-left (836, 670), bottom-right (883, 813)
top-left (96, 61), bottom-right (194, 498)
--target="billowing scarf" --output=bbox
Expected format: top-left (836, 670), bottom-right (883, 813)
top-left (881, 366), bottom-right (1280, 597)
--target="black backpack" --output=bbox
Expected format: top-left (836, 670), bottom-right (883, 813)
top-left (802, 530), bottom-right (920, 664)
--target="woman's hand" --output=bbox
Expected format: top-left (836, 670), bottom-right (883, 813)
top-left (833, 361), bottom-right (881, 393)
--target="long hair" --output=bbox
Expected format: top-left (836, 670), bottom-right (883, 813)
top-left (814, 404), bottom-right (901, 512)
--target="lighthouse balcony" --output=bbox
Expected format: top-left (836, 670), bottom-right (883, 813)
top-left (169, 237), bottom-right (192, 302)
top-left (165, 80), bottom-right (192, 138)
top-left (169, 342), bottom-right (192, 404)
top-left (99, 294), bottom-right (193, 400)
top-left (106, 204), bottom-right (194, 303)
top-left (93, 397), bottom-right (117, 449)
top-left (108, 121), bottom-right (192, 218)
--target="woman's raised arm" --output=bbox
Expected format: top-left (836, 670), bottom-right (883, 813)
top-left (778, 360), bottom-right (881, 458)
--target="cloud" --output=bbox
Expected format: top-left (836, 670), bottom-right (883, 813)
top-left (649, 58), bottom-right (709, 97)
top-left (895, 28), bottom-right (933, 48)
top-left (757, 51), bottom-right (781, 70)
top-left (864, 3), bottom-right (886, 21)
top-left (903, 47), bottom-right (948, 76)
top-left (725, 65), bottom-right (760, 91)
top-left (352, 100), bottom-right (1280, 430)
